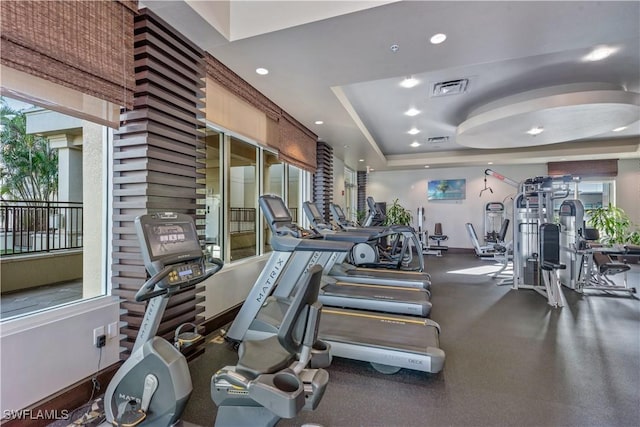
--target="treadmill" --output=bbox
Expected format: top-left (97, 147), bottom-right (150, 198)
top-left (225, 195), bottom-right (445, 374)
top-left (311, 202), bottom-right (432, 289)
top-left (271, 198), bottom-right (431, 316)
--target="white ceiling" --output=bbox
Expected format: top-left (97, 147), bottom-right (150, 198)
top-left (141, 0), bottom-right (640, 172)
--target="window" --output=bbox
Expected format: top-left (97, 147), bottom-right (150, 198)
top-left (344, 167), bottom-right (357, 223)
top-left (552, 179), bottom-right (615, 215)
top-left (0, 95), bottom-right (108, 319)
top-left (228, 136), bottom-right (257, 261)
top-left (202, 123), bottom-right (311, 263)
top-left (263, 151), bottom-right (283, 253)
top-left (577, 180), bottom-right (614, 210)
top-left (203, 129), bottom-right (223, 259)
top-left (287, 165), bottom-right (300, 224)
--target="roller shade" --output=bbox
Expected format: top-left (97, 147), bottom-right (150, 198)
top-left (548, 159), bottom-right (618, 178)
top-left (0, 0), bottom-right (137, 110)
top-left (205, 53), bottom-right (317, 172)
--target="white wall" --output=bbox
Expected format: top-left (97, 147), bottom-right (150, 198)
top-left (201, 256), bottom-right (268, 318)
top-left (616, 159), bottom-right (640, 225)
top-left (367, 164), bottom-right (546, 248)
top-left (0, 298), bottom-right (120, 412)
top-left (332, 156), bottom-right (346, 209)
top-left (367, 160), bottom-right (640, 248)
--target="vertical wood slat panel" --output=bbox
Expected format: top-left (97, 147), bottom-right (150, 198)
top-left (357, 171), bottom-right (368, 216)
top-left (112, 8), bottom-right (205, 360)
top-left (313, 141), bottom-right (334, 223)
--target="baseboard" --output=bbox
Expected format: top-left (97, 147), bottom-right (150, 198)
top-left (0, 364), bottom-right (121, 427)
top-left (0, 307), bottom-right (242, 427)
top-left (446, 247), bottom-right (476, 255)
top-left (201, 303), bottom-right (242, 336)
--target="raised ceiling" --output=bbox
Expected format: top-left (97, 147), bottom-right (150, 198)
top-left (141, 1), bottom-right (640, 171)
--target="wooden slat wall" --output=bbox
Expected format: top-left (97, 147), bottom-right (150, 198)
top-left (112, 8), bottom-right (206, 360)
top-left (313, 141), bottom-right (334, 223)
top-left (357, 171), bottom-right (367, 215)
top-left (548, 159), bottom-right (618, 177)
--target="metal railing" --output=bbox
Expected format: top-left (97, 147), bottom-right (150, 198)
top-left (0, 200), bottom-right (83, 256)
top-left (230, 207), bottom-right (256, 233)
top-left (229, 207), bottom-right (298, 234)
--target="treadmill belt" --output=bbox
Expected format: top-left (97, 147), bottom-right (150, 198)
top-left (318, 307), bottom-right (439, 354)
top-left (323, 282), bottom-right (427, 303)
top-left (347, 268), bottom-right (430, 281)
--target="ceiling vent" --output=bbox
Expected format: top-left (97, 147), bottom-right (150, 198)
top-left (432, 79), bottom-right (468, 97)
top-left (427, 136), bottom-right (449, 143)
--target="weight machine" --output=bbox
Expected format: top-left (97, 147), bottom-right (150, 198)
top-left (558, 199), bottom-right (637, 296)
top-left (484, 202), bottom-right (506, 244)
top-left (416, 206), bottom-right (448, 256)
top-left (511, 175), bottom-right (576, 307)
top-left (485, 169), bottom-right (577, 307)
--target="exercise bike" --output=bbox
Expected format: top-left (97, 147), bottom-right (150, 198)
top-left (104, 212), bottom-right (223, 426)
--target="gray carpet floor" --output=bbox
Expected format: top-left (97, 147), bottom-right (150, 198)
top-left (182, 254), bottom-right (640, 427)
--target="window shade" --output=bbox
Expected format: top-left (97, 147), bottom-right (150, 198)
top-left (548, 159), bottom-right (618, 177)
top-left (0, 0), bottom-right (136, 110)
top-left (205, 53), bottom-right (317, 172)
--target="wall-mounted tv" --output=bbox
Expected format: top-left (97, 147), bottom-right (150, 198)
top-left (428, 179), bottom-right (466, 200)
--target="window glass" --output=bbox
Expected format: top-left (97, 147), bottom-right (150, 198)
top-left (203, 129), bottom-right (223, 259)
top-left (229, 136), bottom-right (257, 260)
top-left (578, 180), bottom-right (614, 210)
top-left (1, 95), bottom-right (106, 319)
top-left (344, 167), bottom-right (357, 223)
top-left (287, 165), bottom-right (300, 223)
top-left (263, 151), bottom-right (282, 253)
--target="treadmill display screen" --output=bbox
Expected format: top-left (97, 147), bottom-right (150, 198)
top-left (267, 197), bottom-right (292, 222)
top-left (145, 221), bottom-right (201, 260)
top-left (308, 202), bottom-right (322, 219)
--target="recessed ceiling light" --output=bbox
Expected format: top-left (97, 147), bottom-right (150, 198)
top-left (410, 142), bottom-right (421, 148)
top-left (487, 162), bottom-right (493, 165)
top-left (359, 159), bottom-right (364, 162)
top-left (613, 126), bottom-right (627, 132)
top-left (343, 145), bottom-right (349, 148)
top-left (408, 128), bottom-right (420, 135)
top-left (405, 108), bottom-right (420, 116)
top-left (424, 165), bottom-right (430, 168)
top-left (315, 120), bottom-right (323, 125)
top-left (583, 46), bottom-right (619, 62)
top-left (430, 33), bottom-right (447, 44)
top-left (400, 77), bottom-right (419, 88)
top-left (369, 168), bottom-right (375, 171)
top-left (256, 67), bottom-right (269, 75)
top-left (526, 126), bottom-right (544, 136)
top-left (390, 44), bottom-right (399, 53)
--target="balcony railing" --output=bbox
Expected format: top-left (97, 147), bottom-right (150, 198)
top-left (0, 200), bottom-right (83, 256)
top-left (229, 206), bottom-right (297, 234)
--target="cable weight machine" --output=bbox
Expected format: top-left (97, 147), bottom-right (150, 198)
top-left (485, 169), bottom-right (578, 307)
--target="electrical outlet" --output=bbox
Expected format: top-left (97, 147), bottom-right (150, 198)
top-left (93, 326), bottom-right (105, 346)
top-left (96, 334), bottom-right (106, 348)
top-left (108, 322), bottom-right (119, 338)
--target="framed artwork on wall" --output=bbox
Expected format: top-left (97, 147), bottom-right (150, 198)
top-left (427, 179), bottom-right (466, 200)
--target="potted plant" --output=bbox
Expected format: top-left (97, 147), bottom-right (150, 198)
top-left (586, 204), bottom-right (640, 245)
top-left (384, 199), bottom-right (413, 226)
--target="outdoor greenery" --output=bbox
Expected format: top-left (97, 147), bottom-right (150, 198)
top-left (587, 204), bottom-right (640, 245)
top-left (1, 97), bottom-right (58, 201)
top-left (356, 209), bottom-right (367, 225)
top-left (383, 198), bottom-right (413, 226)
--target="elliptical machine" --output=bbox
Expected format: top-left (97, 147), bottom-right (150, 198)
top-left (104, 212), bottom-right (223, 426)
